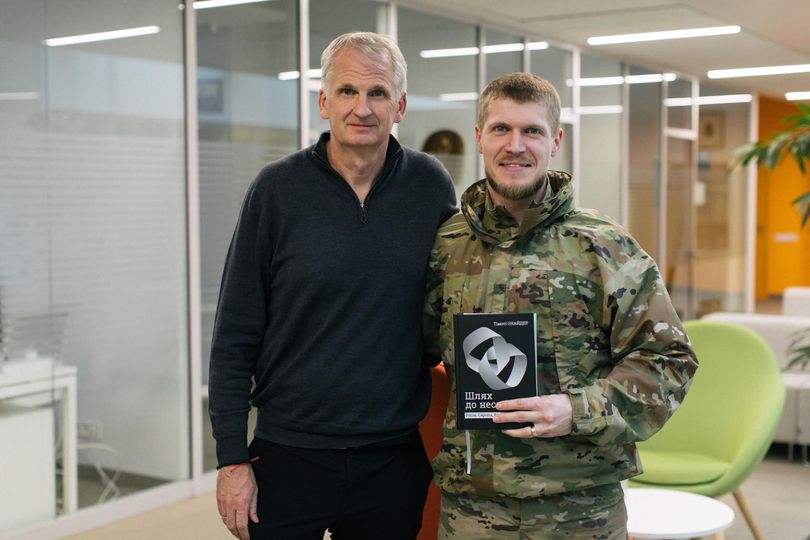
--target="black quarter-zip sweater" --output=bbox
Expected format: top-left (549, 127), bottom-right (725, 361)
top-left (208, 132), bottom-right (457, 467)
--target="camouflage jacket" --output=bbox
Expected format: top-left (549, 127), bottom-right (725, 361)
top-left (424, 171), bottom-right (698, 499)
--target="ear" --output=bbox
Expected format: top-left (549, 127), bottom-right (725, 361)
top-left (318, 90), bottom-right (328, 120)
top-left (475, 124), bottom-right (483, 154)
top-left (550, 127), bottom-right (563, 156)
top-left (394, 92), bottom-right (407, 123)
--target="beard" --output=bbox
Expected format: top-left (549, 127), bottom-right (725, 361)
top-left (486, 171), bottom-right (548, 202)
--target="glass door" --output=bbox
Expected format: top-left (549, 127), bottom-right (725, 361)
top-left (663, 78), bottom-right (698, 320)
top-left (664, 137), bottom-right (696, 320)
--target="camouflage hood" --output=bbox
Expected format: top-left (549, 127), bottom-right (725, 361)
top-left (460, 170), bottom-right (575, 245)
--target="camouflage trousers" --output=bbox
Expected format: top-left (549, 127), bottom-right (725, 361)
top-left (439, 483), bottom-right (627, 539)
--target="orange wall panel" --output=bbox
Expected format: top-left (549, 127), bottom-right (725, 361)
top-left (757, 96), bottom-right (810, 296)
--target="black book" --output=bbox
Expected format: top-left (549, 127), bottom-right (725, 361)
top-left (453, 312), bottom-right (538, 430)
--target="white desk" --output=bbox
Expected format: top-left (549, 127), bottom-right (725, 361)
top-left (626, 488), bottom-right (735, 539)
top-left (0, 363), bottom-right (78, 514)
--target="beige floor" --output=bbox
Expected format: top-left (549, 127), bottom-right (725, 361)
top-left (64, 452), bottom-right (810, 540)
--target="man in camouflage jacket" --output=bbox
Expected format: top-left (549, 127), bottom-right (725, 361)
top-left (424, 72), bottom-right (698, 539)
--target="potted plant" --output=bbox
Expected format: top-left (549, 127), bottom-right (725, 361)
top-left (736, 102), bottom-right (810, 370)
top-left (736, 102), bottom-right (810, 227)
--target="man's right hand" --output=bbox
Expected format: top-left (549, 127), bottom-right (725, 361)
top-left (216, 462), bottom-right (259, 540)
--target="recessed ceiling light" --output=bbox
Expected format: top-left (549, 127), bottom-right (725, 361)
top-left (560, 106), bottom-right (624, 116)
top-left (481, 43), bottom-right (524, 54)
top-left (438, 92), bottom-right (478, 102)
top-left (193, 0), bottom-right (271, 9)
top-left (625, 73), bottom-right (677, 84)
top-left (277, 69), bottom-right (322, 80)
top-left (44, 26), bottom-right (160, 47)
top-left (420, 47), bottom-right (479, 59)
top-left (0, 92), bottom-right (39, 100)
top-left (420, 42), bottom-right (547, 58)
top-left (588, 25), bottom-right (740, 46)
top-left (786, 91), bottom-right (810, 101)
top-left (566, 73), bottom-right (676, 87)
top-left (664, 94), bottom-right (752, 106)
top-left (579, 105), bottom-right (624, 115)
top-left (708, 64), bottom-right (810, 78)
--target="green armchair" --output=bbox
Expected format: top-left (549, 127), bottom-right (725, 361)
top-left (629, 320), bottom-right (786, 540)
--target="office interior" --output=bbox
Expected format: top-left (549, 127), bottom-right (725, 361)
top-left (1, 0), bottom-right (809, 538)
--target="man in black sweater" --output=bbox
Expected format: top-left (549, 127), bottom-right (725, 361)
top-left (209, 31), bottom-right (457, 540)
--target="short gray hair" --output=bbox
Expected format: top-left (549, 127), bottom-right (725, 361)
top-left (320, 32), bottom-right (407, 99)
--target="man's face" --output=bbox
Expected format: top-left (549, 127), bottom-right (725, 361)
top-left (318, 48), bottom-right (406, 150)
top-left (476, 97), bottom-right (563, 202)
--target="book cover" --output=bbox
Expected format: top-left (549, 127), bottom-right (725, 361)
top-left (453, 312), bottom-right (538, 430)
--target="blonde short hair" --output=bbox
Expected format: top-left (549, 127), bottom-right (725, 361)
top-left (478, 72), bottom-right (560, 132)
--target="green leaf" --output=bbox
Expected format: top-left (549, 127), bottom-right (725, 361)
top-left (765, 133), bottom-right (791, 169)
top-left (791, 145), bottom-right (807, 174)
top-left (785, 329), bottom-right (810, 371)
top-left (793, 191), bottom-right (810, 228)
top-left (797, 102), bottom-right (810, 116)
top-left (792, 191), bottom-right (810, 205)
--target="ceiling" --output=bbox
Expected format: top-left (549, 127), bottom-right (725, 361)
top-left (400, 0), bottom-right (810, 100)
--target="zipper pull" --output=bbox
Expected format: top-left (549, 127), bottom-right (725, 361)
top-left (360, 203), bottom-right (367, 224)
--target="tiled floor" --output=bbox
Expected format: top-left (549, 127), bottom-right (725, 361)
top-left (65, 450), bottom-right (810, 540)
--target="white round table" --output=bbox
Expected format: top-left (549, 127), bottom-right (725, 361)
top-left (625, 488), bottom-right (735, 539)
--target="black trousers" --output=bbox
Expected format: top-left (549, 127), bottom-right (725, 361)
top-left (247, 432), bottom-right (433, 540)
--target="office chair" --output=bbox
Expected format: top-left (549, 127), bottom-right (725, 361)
top-left (629, 319), bottom-right (785, 540)
top-left (418, 363), bottom-right (450, 540)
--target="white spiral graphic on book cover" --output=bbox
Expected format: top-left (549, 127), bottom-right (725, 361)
top-left (461, 327), bottom-right (527, 391)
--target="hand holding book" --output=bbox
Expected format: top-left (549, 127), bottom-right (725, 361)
top-left (492, 394), bottom-right (574, 438)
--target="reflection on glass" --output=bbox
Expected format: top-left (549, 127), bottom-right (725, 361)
top-left (197, 0), bottom-right (298, 471)
top-left (694, 99), bottom-right (749, 316)
top-left (0, 0), bottom-right (188, 531)
top-left (579, 53), bottom-right (622, 221)
top-left (530, 45), bottom-right (572, 108)
top-left (485, 29), bottom-right (522, 82)
top-left (627, 66), bottom-right (661, 258)
top-left (307, 0), bottom-right (383, 144)
top-left (397, 7), bottom-right (478, 196)
top-left (666, 137), bottom-right (695, 319)
top-left (667, 78), bottom-right (692, 130)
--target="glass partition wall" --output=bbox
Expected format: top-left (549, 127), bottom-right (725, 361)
top-left (307, 0), bottom-right (384, 144)
top-left (693, 85), bottom-right (751, 316)
top-left (397, 8), bottom-right (479, 196)
top-left (1, 0), bottom-right (188, 535)
top-left (1, 1), bottom-right (754, 537)
top-left (627, 66), bottom-right (663, 259)
top-left (578, 53), bottom-right (623, 221)
top-left (196, 0), bottom-right (299, 472)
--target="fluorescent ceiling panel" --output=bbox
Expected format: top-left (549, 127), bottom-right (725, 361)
top-left (420, 47), bottom-right (479, 59)
top-left (44, 26), bottom-right (159, 47)
top-left (0, 92), bottom-right (39, 100)
top-left (708, 64), bottom-right (810, 79)
top-left (193, 0), bottom-right (271, 9)
top-left (588, 25), bottom-right (740, 45)
top-left (664, 94), bottom-right (752, 106)
top-left (421, 42), bottom-right (548, 58)
top-left (786, 91), bottom-right (810, 101)
top-left (438, 92), bottom-right (478, 102)
top-left (567, 73), bottom-right (676, 87)
top-left (278, 69), bottom-right (322, 80)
